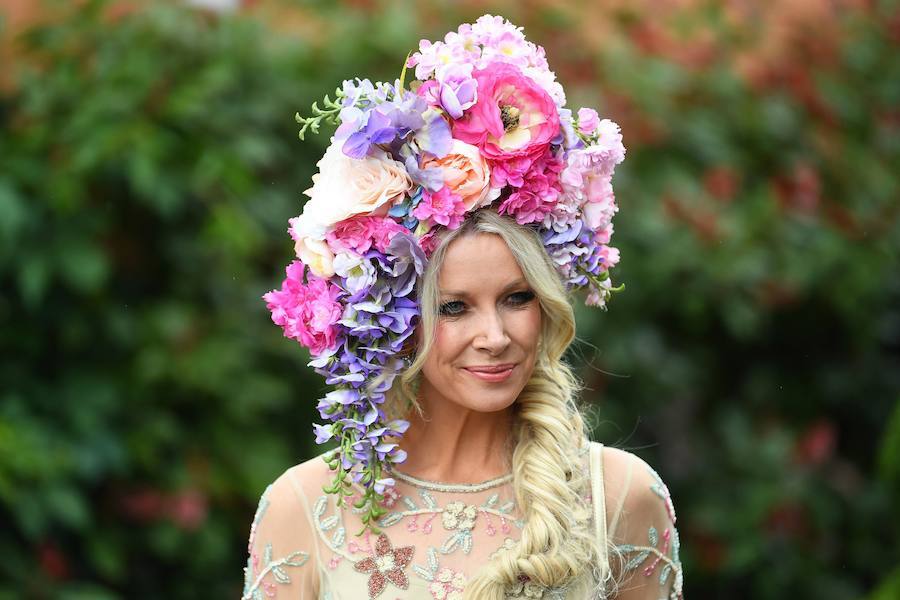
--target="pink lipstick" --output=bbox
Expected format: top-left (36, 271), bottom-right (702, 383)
top-left (462, 364), bottom-right (516, 382)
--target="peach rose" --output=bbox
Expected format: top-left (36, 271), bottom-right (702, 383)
top-left (291, 140), bottom-right (413, 241)
top-left (421, 140), bottom-right (499, 211)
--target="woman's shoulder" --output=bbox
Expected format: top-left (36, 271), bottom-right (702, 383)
top-left (592, 444), bottom-right (678, 538)
top-left (259, 451), bottom-right (336, 512)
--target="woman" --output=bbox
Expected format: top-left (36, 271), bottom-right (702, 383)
top-left (244, 15), bottom-right (683, 600)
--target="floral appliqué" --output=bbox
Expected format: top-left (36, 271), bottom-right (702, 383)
top-left (413, 546), bottom-right (467, 599)
top-left (442, 501), bottom-right (478, 531)
top-left (353, 532), bottom-right (415, 598)
top-left (428, 567), bottom-right (466, 600)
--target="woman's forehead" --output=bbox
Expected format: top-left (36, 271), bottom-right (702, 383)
top-left (437, 233), bottom-right (526, 291)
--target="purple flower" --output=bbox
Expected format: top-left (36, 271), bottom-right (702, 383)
top-left (419, 63), bottom-right (478, 119)
top-left (413, 107), bottom-right (452, 158)
top-left (342, 110), bottom-right (399, 159)
top-left (402, 152), bottom-right (445, 192)
top-left (340, 78), bottom-right (376, 108)
top-left (386, 232), bottom-right (427, 278)
top-left (373, 478), bottom-right (396, 494)
top-left (313, 423), bottom-right (334, 443)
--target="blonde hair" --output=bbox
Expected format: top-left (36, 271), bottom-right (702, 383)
top-left (384, 209), bottom-right (619, 598)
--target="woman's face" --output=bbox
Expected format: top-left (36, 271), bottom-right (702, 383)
top-left (418, 233), bottom-right (542, 414)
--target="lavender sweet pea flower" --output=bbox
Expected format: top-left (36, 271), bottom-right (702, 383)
top-left (389, 448), bottom-right (408, 464)
top-left (434, 63), bottom-right (477, 119)
top-left (402, 152), bottom-right (445, 192)
top-left (553, 107), bottom-right (582, 150)
top-left (316, 386), bottom-right (361, 419)
top-left (413, 107), bottom-right (452, 158)
top-left (386, 232), bottom-right (427, 276)
top-left (363, 404), bottom-right (379, 426)
top-left (383, 91), bottom-right (428, 135)
top-left (343, 109), bottom-right (399, 159)
top-left (542, 219), bottom-right (583, 245)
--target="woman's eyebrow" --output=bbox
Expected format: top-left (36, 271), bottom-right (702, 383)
top-left (439, 278), bottom-right (529, 298)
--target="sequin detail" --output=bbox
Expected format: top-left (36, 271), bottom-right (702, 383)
top-left (353, 532), bottom-right (415, 598)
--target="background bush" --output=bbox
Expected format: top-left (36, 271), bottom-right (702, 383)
top-left (0, 1), bottom-right (897, 598)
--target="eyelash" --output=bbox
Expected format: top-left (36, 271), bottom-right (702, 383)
top-left (438, 291), bottom-right (535, 317)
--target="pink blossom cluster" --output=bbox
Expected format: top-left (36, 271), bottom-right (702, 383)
top-left (412, 187), bottom-right (468, 229)
top-left (324, 216), bottom-right (407, 255)
top-left (498, 151), bottom-right (565, 225)
top-left (263, 261), bottom-right (343, 355)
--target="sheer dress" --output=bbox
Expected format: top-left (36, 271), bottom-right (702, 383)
top-left (242, 442), bottom-right (683, 599)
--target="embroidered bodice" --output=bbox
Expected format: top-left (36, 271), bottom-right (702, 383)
top-left (242, 443), bottom-right (683, 599)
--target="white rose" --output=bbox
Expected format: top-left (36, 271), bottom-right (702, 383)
top-left (293, 139), bottom-right (412, 240)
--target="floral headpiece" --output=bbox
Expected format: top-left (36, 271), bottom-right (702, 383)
top-left (264, 14), bottom-right (625, 534)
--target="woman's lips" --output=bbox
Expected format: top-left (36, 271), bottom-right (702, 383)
top-left (462, 364), bottom-right (516, 382)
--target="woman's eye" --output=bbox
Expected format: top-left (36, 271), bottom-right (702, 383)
top-left (507, 290), bottom-right (535, 306)
top-left (439, 300), bottom-right (466, 316)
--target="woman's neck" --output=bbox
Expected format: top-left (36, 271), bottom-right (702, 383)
top-left (394, 394), bottom-right (515, 485)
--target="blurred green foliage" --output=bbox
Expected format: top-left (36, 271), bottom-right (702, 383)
top-left (0, 0), bottom-right (897, 598)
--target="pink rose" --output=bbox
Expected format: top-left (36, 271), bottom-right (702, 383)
top-left (421, 140), bottom-right (498, 210)
top-left (451, 62), bottom-right (559, 162)
top-left (263, 262), bottom-right (343, 355)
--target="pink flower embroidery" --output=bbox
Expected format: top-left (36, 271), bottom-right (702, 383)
top-left (353, 533), bottom-right (415, 598)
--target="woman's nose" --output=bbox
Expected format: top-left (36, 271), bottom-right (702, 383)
top-left (473, 310), bottom-right (510, 354)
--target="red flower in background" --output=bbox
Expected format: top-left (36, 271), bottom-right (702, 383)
top-left (794, 419), bottom-right (837, 466)
top-left (37, 540), bottom-right (70, 580)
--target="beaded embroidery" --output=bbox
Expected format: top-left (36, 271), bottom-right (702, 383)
top-left (353, 532), bottom-right (416, 598)
top-left (245, 449), bottom-right (684, 599)
top-left (613, 463), bottom-right (684, 599)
